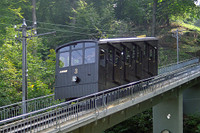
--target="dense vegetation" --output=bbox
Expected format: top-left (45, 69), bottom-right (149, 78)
top-left (0, 0), bottom-right (200, 132)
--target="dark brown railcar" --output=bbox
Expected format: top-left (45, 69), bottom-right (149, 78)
top-left (55, 37), bottom-right (158, 100)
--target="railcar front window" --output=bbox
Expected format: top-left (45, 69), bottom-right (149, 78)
top-left (59, 52), bottom-right (69, 68)
top-left (85, 48), bottom-right (95, 64)
top-left (59, 46), bottom-right (69, 52)
top-left (71, 50), bottom-right (83, 66)
top-left (85, 42), bottom-right (95, 47)
top-left (72, 43), bottom-right (83, 50)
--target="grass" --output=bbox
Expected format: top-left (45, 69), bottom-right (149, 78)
top-left (176, 21), bottom-right (200, 32)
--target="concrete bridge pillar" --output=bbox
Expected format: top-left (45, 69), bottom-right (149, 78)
top-left (153, 89), bottom-right (183, 133)
top-left (183, 82), bottom-right (200, 115)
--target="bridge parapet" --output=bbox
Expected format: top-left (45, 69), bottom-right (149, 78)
top-left (159, 57), bottom-right (199, 74)
top-left (1, 57), bottom-right (198, 123)
top-left (0, 61), bottom-right (200, 133)
top-left (0, 94), bottom-right (63, 122)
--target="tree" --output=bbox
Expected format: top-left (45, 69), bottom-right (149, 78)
top-left (152, 0), bottom-right (158, 36)
top-left (0, 26), bottom-right (53, 105)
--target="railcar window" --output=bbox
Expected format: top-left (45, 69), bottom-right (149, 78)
top-left (121, 51), bottom-right (124, 62)
top-left (144, 44), bottom-right (147, 56)
top-left (71, 50), bottom-right (83, 66)
top-left (72, 43), bottom-right (83, 50)
top-left (132, 45), bottom-right (135, 60)
top-left (100, 49), bottom-right (106, 67)
top-left (59, 46), bottom-right (69, 52)
top-left (59, 52), bottom-right (69, 68)
top-left (136, 47), bottom-right (140, 62)
top-left (85, 42), bottom-right (95, 47)
top-left (85, 48), bottom-right (95, 64)
top-left (108, 49), bottom-right (113, 62)
top-left (115, 51), bottom-right (121, 64)
top-left (126, 48), bottom-right (131, 64)
top-left (150, 49), bottom-right (153, 60)
top-left (150, 49), bottom-right (155, 61)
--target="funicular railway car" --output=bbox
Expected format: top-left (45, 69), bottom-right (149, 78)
top-left (55, 37), bottom-right (158, 100)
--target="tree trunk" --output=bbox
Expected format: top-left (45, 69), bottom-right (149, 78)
top-left (152, 0), bottom-right (158, 37)
top-left (32, 0), bottom-right (37, 25)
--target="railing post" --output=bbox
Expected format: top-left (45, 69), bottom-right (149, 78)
top-left (77, 100), bottom-right (79, 120)
top-left (118, 88), bottom-right (120, 104)
top-left (56, 107), bottom-right (58, 129)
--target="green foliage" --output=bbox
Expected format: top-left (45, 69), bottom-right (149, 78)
top-left (184, 114), bottom-right (200, 133)
top-left (105, 110), bottom-right (152, 133)
top-left (157, 0), bottom-right (199, 22)
top-left (0, 0), bottom-right (29, 45)
top-left (0, 25), bottom-right (53, 106)
top-left (28, 80), bottom-right (51, 99)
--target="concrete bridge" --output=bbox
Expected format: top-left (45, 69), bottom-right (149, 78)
top-left (0, 58), bottom-right (200, 133)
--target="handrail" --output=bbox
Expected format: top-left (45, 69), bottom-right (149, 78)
top-left (158, 57), bottom-right (198, 69)
top-left (0, 94), bottom-right (63, 121)
top-left (0, 57), bottom-right (199, 124)
top-left (0, 94), bottom-right (54, 109)
top-left (158, 57), bottom-right (199, 74)
top-left (0, 63), bottom-right (200, 128)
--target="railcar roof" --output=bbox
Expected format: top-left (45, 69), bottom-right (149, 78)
top-left (56, 37), bottom-right (158, 52)
top-left (98, 37), bottom-right (157, 44)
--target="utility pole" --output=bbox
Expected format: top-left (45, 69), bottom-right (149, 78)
top-left (176, 29), bottom-right (179, 64)
top-left (172, 28), bottom-right (182, 64)
top-left (14, 0), bottom-right (56, 115)
top-left (32, 0), bottom-right (37, 34)
top-left (15, 19), bottom-right (56, 115)
top-left (21, 19), bottom-right (28, 115)
top-left (152, 0), bottom-right (158, 37)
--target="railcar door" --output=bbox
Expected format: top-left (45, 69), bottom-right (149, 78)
top-left (113, 49), bottom-right (123, 84)
top-left (136, 46), bottom-right (143, 79)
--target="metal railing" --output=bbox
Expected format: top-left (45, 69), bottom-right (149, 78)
top-left (0, 94), bottom-right (63, 121)
top-left (0, 63), bottom-right (200, 132)
top-left (158, 57), bottom-right (199, 74)
top-left (0, 57), bottom-right (199, 127)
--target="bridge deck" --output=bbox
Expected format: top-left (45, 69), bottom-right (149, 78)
top-left (0, 58), bottom-right (200, 133)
